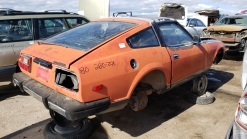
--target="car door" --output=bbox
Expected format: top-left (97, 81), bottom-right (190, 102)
top-left (0, 19), bottom-right (34, 67)
top-left (157, 22), bottom-right (206, 85)
top-left (195, 19), bottom-right (206, 34)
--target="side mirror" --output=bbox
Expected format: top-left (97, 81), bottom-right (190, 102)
top-left (193, 35), bottom-right (200, 43)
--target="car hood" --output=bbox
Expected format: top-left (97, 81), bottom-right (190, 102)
top-left (22, 43), bottom-right (86, 68)
top-left (207, 25), bottom-right (247, 32)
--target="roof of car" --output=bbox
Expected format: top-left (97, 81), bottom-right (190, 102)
top-left (0, 9), bottom-right (85, 19)
top-left (97, 16), bottom-right (177, 25)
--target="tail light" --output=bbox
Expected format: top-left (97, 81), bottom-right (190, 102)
top-left (18, 54), bottom-right (32, 72)
top-left (235, 92), bottom-right (247, 130)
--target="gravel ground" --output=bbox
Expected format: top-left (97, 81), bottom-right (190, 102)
top-left (0, 53), bottom-right (243, 139)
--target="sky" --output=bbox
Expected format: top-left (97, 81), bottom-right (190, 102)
top-left (0, 0), bottom-right (244, 16)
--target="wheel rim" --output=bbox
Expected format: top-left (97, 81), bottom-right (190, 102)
top-left (196, 76), bottom-right (208, 96)
top-left (53, 121), bottom-right (82, 134)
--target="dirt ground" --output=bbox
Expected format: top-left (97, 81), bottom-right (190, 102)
top-left (0, 52), bottom-right (244, 139)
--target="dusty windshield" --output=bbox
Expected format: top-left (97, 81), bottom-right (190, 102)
top-left (214, 16), bottom-right (247, 25)
top-left (43, 21), bottom-right (136, 51)
top-left (159, 3), bottom-right (185, 20)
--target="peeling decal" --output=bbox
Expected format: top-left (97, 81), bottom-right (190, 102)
top-left (119, 43), bottom-right (126, 48)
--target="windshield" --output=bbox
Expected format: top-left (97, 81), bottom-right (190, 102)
top-left (214, 16), bottom-right (247, 25)
top-left (43, 21), bottom-right (136, 51)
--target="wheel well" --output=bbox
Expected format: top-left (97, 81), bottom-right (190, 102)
top-left (138, 70), bottom-right (166, 93)
top-left (213, 49), bottom-right (224, 65)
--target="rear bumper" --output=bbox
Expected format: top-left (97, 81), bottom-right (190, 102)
top-left (13, 72), bottom-right (110, 121)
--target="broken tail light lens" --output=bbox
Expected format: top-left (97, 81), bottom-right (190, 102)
top-left (18, 54), bottom-right (32, 72)
top-left (235, 93), bottom-right (247, 131)
top-left (55, 68), bottom-right (79, 92)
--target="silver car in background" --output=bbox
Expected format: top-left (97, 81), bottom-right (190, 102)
top-left (225, 49), bottom-right (247, 138)
top-left (185, 17), bottom-right (206, 36)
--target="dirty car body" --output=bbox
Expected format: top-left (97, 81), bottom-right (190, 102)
top-left (13, 17), bottom-right (225, 121)
top-left (225, 46), bottom-right (247, 139)
top-left (202, 15), bottom-right (247, 51)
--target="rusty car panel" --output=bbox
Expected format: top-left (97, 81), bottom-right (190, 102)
top-left (202, 15), bottom-right (247, 50)
top-left (13, 17), bottom-right (225, 122)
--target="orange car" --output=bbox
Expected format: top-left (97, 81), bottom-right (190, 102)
top-left (13, 17), bottom-right (224, 138)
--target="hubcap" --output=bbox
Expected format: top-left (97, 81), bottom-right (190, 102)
top-left (54, 122), bottom-right (82, 134)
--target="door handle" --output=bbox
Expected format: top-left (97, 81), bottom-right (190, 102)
top-left (173, 54), bottom-right (179, 59)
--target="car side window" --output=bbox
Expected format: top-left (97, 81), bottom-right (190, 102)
top-left (189, 19), bottom-right (196, 26)
top-left (0, 19), bottom-right (33, 43)
top-left (196, 19), bottom-right (205, 27)
top-left (158, 23), bottom-right (193, 47)
top-left (66, 18), bottom-right (89, 28)
top-left (127, 28), bottom-right (159, 48)
top-left (38, 18), bottom-right (68, 39)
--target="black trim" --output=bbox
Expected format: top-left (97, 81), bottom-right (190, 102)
top-left (13, 72), bottom-right (110, 121)
top-left (225, 120), bottom-right (234, 139)
top-left (33, 57), bottom-right (52, 69)
top-left (170, 68), bottom-right (209, 90)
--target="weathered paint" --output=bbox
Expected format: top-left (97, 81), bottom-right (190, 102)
top-left (19, 17), bottom-right (224, 103)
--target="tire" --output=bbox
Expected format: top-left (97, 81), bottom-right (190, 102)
top-left (192, 75), bottom-right (208, 96)
top-left (43, 119), bottom-right (92, 139)
top-left (201, 30), bottom-right (209, 37)
top-left (184, 91), bottom-right (215, 105)
top-left (240, 39), bottom-right (247, 51)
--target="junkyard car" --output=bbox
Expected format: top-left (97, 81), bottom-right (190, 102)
top-left (13, 17), bottom-right (224, 138)
top-left (0, 8), bottom-right (89, 82)
top-left (225, 47), bottom-right (247, 139)
top-left (202, 14), bottom-right (247, 51)
top-left (186, 17), bottom-right (206, 36)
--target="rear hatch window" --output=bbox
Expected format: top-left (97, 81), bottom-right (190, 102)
top-left (43, 21), bottom-right (136, 51)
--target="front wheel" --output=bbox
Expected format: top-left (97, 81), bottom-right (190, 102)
top-left (192, 75), bottom-right (208, 96)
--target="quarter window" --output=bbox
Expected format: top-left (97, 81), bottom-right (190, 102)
top-left (128, 28), bottom-right (159, 48)
top-left (66, 18), bottom-right (89, 27)
top-left (38, 18), bottom-right (68, 39)
top-left (0, 19), bottom-right (33, 42)
top-left (196, 19), bottom-right (205, 27)
top-left (158, 23), bottom-right (193, 47)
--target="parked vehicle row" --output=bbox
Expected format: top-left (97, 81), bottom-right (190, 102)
top-left (0, 8), bottom-right (89, 82)
top-left (202, 14), bottom-right (247, 52)
top-left (13, 16), bottom-right (224, 138)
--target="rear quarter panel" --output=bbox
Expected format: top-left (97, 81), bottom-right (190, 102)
top-left (70, 25), bottom-right (172, 103)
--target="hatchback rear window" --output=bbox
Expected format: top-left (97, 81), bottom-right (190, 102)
top-left (44, 21), bottom-right (136, 51)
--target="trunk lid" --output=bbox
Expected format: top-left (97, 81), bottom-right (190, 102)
top-left (22, 43), bottom-right (86, 68)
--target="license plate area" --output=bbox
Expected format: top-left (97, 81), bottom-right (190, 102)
top-left (37, 65), bottom-right (50, 81)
